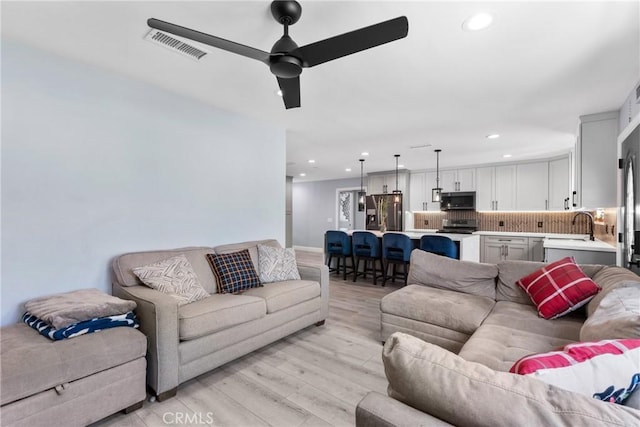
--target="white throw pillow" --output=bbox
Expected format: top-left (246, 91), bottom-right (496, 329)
top-left (133, 254), bottom-right (209, 305)
top-left (257, 244), bottom-right (301, 283)
top-left (511, 340), bottom-right (640, 404)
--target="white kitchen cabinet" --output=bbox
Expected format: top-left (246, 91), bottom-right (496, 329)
top-left (575, 111), bottom-right (619, 208)
top-left (440, 168), bottom-right (475, 192)
top-left (409, 171), bottom-right (440, 211)
top-left (368, 171), bottom-right (408, 195)
top-left (481, 235), bottom-right (529, 262)
top-left (477, 165), bottom-right (516, 211)
top-left (529, 238), bottom-right (545, 262)
top-left (516, 161), bottom-right (549, 210)
top-left (548, 156), bottom-right (571, 211)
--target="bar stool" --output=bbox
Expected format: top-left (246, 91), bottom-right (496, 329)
top-left (382, 233), bottom-right (413, 286)
top-left (325, 230), bottom-right (355, 280)
top-left (419, 235), bottom-right (458, 259)
top-left (352, 231), bottom-right (383, 285)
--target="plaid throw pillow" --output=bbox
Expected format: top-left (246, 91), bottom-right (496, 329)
top-left (516, 256), bottom-right (600, 319)
top-left (206, 249), bottom-right (261, 294)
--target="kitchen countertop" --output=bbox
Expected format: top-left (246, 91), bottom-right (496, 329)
top-left (543, 238), bottom-right (617, 252)
top-left (353, 229), bottom-right (479, 242)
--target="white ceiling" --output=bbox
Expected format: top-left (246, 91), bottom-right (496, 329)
top-left (3, 1), bottom-right (639, 182)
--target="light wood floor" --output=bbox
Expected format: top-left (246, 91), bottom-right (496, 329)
top-left (92, 253), bottom-right (402, 427)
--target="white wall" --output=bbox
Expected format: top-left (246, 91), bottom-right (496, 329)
top-left (1, 41), bottom-right (286, 326)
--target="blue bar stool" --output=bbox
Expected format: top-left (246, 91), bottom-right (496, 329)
top-left (419, 235), bottom-right (458, 259)
top-left (382, 233), bottom-right (413, 286)
top-left (325, 230), bottom-right (355, 280)
top-left (352, 231), bottom-right (383, 285)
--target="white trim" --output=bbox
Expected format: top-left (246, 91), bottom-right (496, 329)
top-left (293, 245), bottom-right (323, 253)
top-left (618, 114), bottom-right (640, 145)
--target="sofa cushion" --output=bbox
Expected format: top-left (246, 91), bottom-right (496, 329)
top-left (242, 280), bottom-right (320, 313)
top-left (381, 284), bottom-right (495, 335)
top-left (497, 260), bottom-right (603, 306)
top-left (178, 294), bottom-right (266, 340)
top-left (510, 339), bottom-right (640, 404)
top-left (257, 244), bottom-right (301, 283)
top-left (206, 250), bottom-right (261, 294)
top-left (588, 266), bottom-right (640, 317)
top-left (133, 254), bottom-right (210, 305)
top-left (581, 285), bottom-right (640, 341)
top-left (515, 257), bottom-right (600, 319)
top-left (459, 301), bottom-right (583, 371)
top-left (0, 323), bottom-right (146, 406)
top-left (112, 247), bottom-right (219, 293)
top-left (214, 239), bottom-right (281, 277)
top-left (382, 332), bottom-right (640, 427)
top-left (407, 250), bottom-right (498, 300)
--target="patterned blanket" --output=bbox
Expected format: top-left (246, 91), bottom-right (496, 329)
top-left (23, 311), bottom-right (139, 340)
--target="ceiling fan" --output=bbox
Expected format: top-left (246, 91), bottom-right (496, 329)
top-left (147, 1), bottom-right (408, 109)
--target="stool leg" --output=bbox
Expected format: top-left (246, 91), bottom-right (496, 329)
top-left (382, 259), bottom-right (388, 286)
top-left (353, 257), bottom-right (360, 282)
top-left (392, 263), bottom-right (397, 283)
top-left (404, 262), bottom-right (408, 286)
top-left (372, 259), bottom-right (377, 286)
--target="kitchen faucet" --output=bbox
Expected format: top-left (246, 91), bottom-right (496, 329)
top-left (572, 211), bottom-right (595, 241)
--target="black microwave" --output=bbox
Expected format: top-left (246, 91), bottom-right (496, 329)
top-left (440, 191), bottom-right (476, 211)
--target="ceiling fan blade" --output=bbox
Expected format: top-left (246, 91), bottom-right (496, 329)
top-left (295, 16), bottom-right (408, 68)
top-left (277, 77), bottom-right (301, 109)
top-left (148, 18), bottom-right (271, 64)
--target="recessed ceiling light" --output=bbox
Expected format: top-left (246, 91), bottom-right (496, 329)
top-left (308, 159), bottom-right (315, 163)
top-left (503, 154), bottom-right (512, 158)
top-left (299, 172), bottom-right (306, 176)
top-left (345, 168), bottom-right (352, 172)
top-left (361, 152), bottom-right (369, 156)
top-left (462, 13), bottom-right (493, 31)
top-left (275, 89), bottom-right (283, 97)
top-left (398, 164), bottom-right (405, 168)
top-left (486, 134), bottom-right (500, 139)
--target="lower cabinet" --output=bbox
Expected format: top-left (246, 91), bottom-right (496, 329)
top-left (481, 235), bottom-right (542, 263)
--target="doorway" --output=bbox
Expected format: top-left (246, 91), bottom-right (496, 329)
top-left (336, 187), bottom-right (365, 231)
top-left (622, 124), bottom-right (640, 272)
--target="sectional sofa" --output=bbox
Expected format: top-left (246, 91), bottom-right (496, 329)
top-left (112, 239), bottom-right (329, 400)
top-left (357, 249), bottom-right (640, 426)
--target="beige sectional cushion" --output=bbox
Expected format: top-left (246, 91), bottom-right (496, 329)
top-left (242, 280), bottom-right (320, 313)
top-left (588, 266), bottom-right (640, 316)
top-left (459, 301), bottom-right (583, 371)
top-left (581, 285), bottom-right (640, 341)
top-left (0, 324), bottom-right (146, 406)
top-left (383, 332), bottom-right (640, 427)
top-left (381, 284), bottom-right (495, 335)
top-left (112, 247), bottom-right (219, 293)
top-left (407, 250), bottom-right (498, 299)
top-left (497, 260), bottom-right (603, 305)
top-left (178, 294), bottom-right (266, 340)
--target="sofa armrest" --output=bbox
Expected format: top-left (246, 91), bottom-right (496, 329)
top-left (297, 262), bottom-right (329, 320)
top-left (112, 283), bottom-right (179, 396)
top-left (356, 392), bottom-right (454, 427)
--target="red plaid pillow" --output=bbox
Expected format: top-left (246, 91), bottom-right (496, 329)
top-left (515, 256), bottom-right (600, 319)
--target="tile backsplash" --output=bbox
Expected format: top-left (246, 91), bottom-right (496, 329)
top-left (414, 209), bottom-right (618, 245)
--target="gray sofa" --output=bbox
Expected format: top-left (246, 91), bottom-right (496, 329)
top-left (112, 239), bottom-right (329, 400)
top-left (357, 249), bottom-right (640, 426)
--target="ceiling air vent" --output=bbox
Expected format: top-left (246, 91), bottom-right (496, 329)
top-left (144, 29), bottom-right (208, 61)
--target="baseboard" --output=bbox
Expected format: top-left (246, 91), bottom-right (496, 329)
top-left (294, 245), bottom-right (323, 253)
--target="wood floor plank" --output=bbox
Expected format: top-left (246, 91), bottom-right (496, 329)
top-left (287, 384), bottom-right (356, 427)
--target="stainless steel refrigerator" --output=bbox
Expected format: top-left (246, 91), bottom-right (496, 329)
top-left (365, 193), bottom-right (403, 231)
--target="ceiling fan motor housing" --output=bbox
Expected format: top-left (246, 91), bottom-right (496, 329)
top-left (270, 35), bottom-right (303, 78)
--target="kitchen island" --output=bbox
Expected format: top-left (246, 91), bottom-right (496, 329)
top-left (349, 229), bottom-right (480, 262)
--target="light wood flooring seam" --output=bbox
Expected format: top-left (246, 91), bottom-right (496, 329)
top-left (91, 253), bottom-right (402, 427)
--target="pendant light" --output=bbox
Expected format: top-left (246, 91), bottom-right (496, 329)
top-left (432, 149), bottom-right (442, 202)
top-left (358, 158), bottom-right (365, 211)
top-left (393, 154), bottom-right (401, 203)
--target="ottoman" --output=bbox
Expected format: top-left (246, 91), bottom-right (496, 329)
top-left (1, 323), bottom-right (147, 427)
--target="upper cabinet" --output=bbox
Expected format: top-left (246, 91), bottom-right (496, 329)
top-left (476, 165), bottom-right (517, 211)
top-left (548, 156), bottom-right (571, 210)
top-left (408, 155), bottom-right (571, 212)
top-left (368, 171), bottom-right (409, 195)
top-left (516, 161), bottom-right (549, 210)
top-left (440, 168), bottom-right (476, 192)
top-left (575, 111), bottom-right (619, 208)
